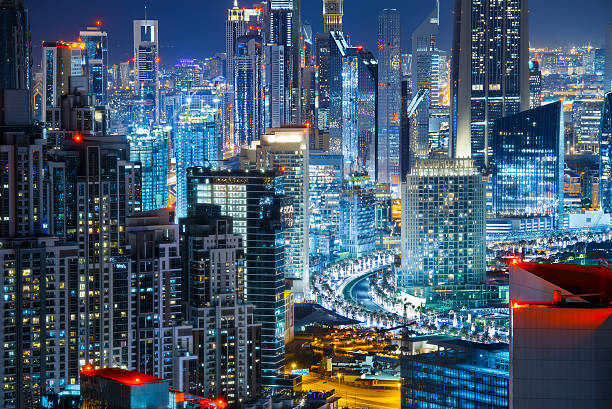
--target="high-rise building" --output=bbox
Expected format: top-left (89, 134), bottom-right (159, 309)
top-left (328, 32), bottom-right (378, 176)
top-left (0, 0), bottom-right (30, 92)
top-left (186, 168), bottom-right (292, 394)
top-left (226, 2), bottom-right (246, 87)
top-left (411, 0), bottom-right (444, 141)
top-left (42, 41), bottom-right (86, 122)
top-left (234, 34), bottom-right (264, 149)
top-left (529, 59), bottom-right (541, 109)
top-left (490, 101), bottom-right (565, 226)
top-left (0, 123), bottom-right (46, 237)
top-left (401, 159), bottom-right (486, 288)
top-left (174, 108), bottom-right (221, 218)
top-left (0, 237), bottom-right (80, 409)
top-left (240, 127), bottom-right (309, 297)
top-left (126, 209), bottom-right (195, 387)
top-left (47, 134), bottom-right (142, 369)
top-left (173, 58), bottom-right (203, 93)
top-left (377, 9), bottom-right (402, 193)
top-left (133, 19), bottom-right (159, 125)
top-left (450, 0), bottom-right (529, 168)
top-left (572, 97), bottom-right (603, 154)
top-left (510, 262), bottom-right (612, 409)
top-left (179, 208), bottom-right (260, 404)
top-left (308, 153), bottom-right (343, 271)
top-left (80, 22), bottom-right (108, 105)
top-left (339, 175), bottom-right (376, 257)
top-left (606, 24), bottom-right (612, 92)
top-left (128, 127), bottom-right (168, 211)
top-left (315, 32), bottom-right (331, 131)
top-left (401, 87), bottom-right (430, 181)
top-left (264, 44), bottom-right (286, 128)
top-left (599, 92), bottom-right (612, 213)
top-left (269, 0), bottom-right (302, 125)
top-left (323, 0), bottom-right (343, 33)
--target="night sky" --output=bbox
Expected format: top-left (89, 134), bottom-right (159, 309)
top-left (28, 0), bottom-right (612, 68)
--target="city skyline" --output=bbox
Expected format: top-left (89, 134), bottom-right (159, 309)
top-left (28, 0), bottom-right (612, 68)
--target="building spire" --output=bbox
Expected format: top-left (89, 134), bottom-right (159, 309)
top-left (233, 0), bottom-right (238, 8)
top-left (144, 5), bottom-right (148, 20)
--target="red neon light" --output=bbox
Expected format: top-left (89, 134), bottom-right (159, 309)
top-left (73, 133), bottom-right (82, 143)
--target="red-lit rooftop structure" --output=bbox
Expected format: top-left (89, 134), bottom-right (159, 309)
top-left (80, 366), bottom-right (166, 386)
top-left (512, 261), bottom-right (612, 305)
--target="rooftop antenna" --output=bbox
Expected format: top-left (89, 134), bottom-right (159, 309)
top-left (144, 5), bottom-right (147, 20)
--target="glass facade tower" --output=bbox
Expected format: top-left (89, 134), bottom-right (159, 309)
top-left (128, 127), bottom-right (168, 211)
top-left (599, 92), bottom-right (612, 212)
top-left (377, 9), bottom-right (402, 193)
top-left (186, 168), bottom-right (291, 394)
top-left (450, 0), bottom-right (529, 168)
top-left (174, 109), bottom-right (220, 218)
top-left (490, 101), bottom-right (565, 225)
top-left (401, 159), bottom-right (486, 288)
top-left (80, 24), bottom-right (108, 105)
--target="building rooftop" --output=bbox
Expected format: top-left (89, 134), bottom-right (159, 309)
top-left (515, 262), bottom-right (612, 304)
top-left (80, 366), bottom-right (167, 386)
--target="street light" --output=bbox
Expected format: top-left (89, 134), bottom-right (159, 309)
top-left (292, 363), bottom-right (296, 371)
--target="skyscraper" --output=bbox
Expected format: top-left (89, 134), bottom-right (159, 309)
top-left (606, 24), bottom-right (612, 92)
top-left (328, 34), bottom-right (378, 176)
top-left (174, 108), bottom-right (220, 218)
top-left (0, 0), bottom-right (30, 92)
top-left (126, 209), bottom-right (194, 386)
top-left (490, 101), bottom-right (565, 226)
top-left (80, 22), bottom-right (108, 105)
top-left (0, 123), bottom-right (46, 237)
top-left (269, 0), bottom-right (302, 125)
top-left (450, 0), bottom-right (529, 168)
top-left (41, 41), bottom-right (86, 122)
top-left (234, 34), bottom-right (265, 148)
top-left (411, 0), bottom-right (443, 127)
top-left (529, 59), bottom-right (542, 109)
top-left (315, 32), bottom-right (331, 131)
top-left (377, 9), bottom-right (402, 193)
top-left (0, 237), bottom-right (80, 408)
top-left (128, 127), bottom-right (168, 211)
top-left (339, 175), bottom-right (376, 258)
top-left (133, 19), bottom-right (159, 125)
top-left (179, 209), bottom-right (260, 405)
top-left (47, 134), bottom-right (142, 370)
top-left (240, 127), bottom-right (309, 298)
top-left (599, 92), bottom-right (612, 212)
top-left (309, 153), bottom-right (343, 270)
top-left (323, 0), bottom-right (343, 32)
top-left (401, 159), bottom-right (486, 289)
top-left (226, 2), bottom-right (246, 87)
top-left (187, 168), bottom-right (292, 394)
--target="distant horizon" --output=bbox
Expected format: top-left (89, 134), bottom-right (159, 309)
top-left (27, 0), bottom-right (612, 69)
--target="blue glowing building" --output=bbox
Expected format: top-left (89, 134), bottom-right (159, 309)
top-left (80, 23), bottom-right (108, 105)
top-left (328, 31), bottom-right (377, 177)
top-left (599, 92), bottom-right (612, 213)
top-left (339, 174), bottom-right (376, 258)
top-left (491, 101), bottom-right (564, 225)
top-left (128, 127), bottom-right (168, 211)
top-left (174, 108), bottom-right (221, 218)
top-left (401, 339), bottom-right (509, 409)
top-left (309, 153), bottom-right (343, 270)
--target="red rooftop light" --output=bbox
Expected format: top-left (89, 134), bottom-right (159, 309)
top-left (95, 20), bottom-right (102, 26)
